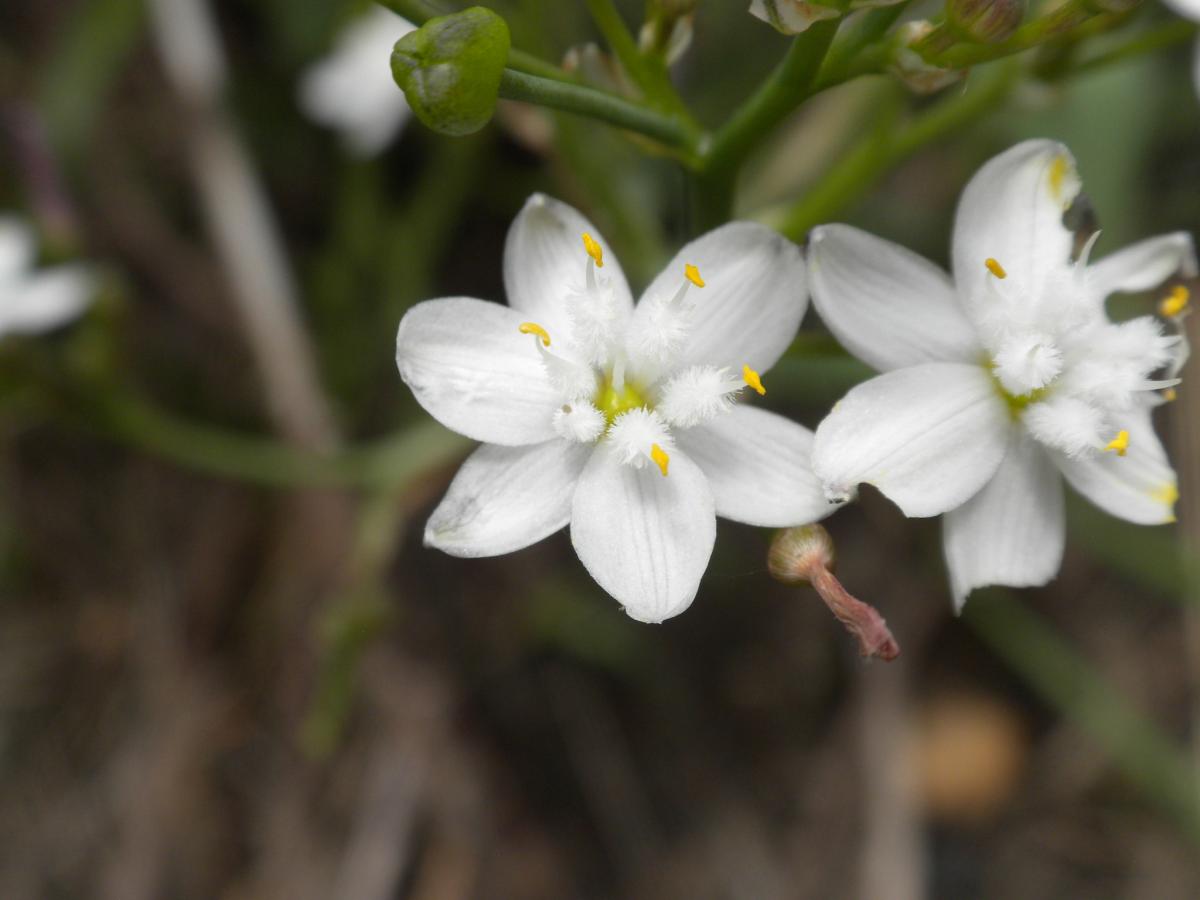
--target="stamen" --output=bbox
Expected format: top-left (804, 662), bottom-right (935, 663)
top-left (684, 264), bottom-right (705, 288)
top-left (1164, 387), bottom-right (1178, 402)
top-left (1104, 429), bottom-right (1129, 457)
top-left (518, 322), bottom-right (551, 347)
top-left (985, 258), bottom-right (1007, 280)
top-left (1160, 285), bottom-right (1190, 319)
top-left (650, 443), bottom-right (670, 477)
top-left (1048, 156), bottom-right (1070, 202)
top-left (742, 364), bottom-right (766, 396)
top-left (582, 232), bottom-right (604, 268)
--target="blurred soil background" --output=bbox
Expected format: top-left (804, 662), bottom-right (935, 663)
top-left (2, 1), bottom-right (1200, 898)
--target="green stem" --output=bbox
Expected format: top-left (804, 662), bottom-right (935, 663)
top-left (92, 391), bottom-right (469, 490)
top-left (702, 20), bottom-right (841, 180)
top-left (967, 593), bottom-right (1200, 844)
top-left (775, 63), bottom-right (1019, 240)
top-left (498, 68), bottom-right (700, 158)
top-left (817, 1), bottom-right (911, 88)
top-left (1063, 18), bottom-right (1198, 77)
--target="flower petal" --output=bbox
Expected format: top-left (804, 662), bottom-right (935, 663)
top-left (808, 224), bottom-right (978, 371)
top-left (0, 216), bottom-right (34, 281)
top-left (674, 405), bottom-right (832, 527)
top-left (1086, 232), bottom-right (1198, 301)
top-left (953, 139), bottom-right (1080, 312)
top-left (0, 264), bottom-right (93, 336)
top-left (812, 362), bottom-right (1011, 518)
top-left (425, 440), bottom-right (590, 557)
top-left (297, 7), bottom-right (414, 156)
top-left (943, 433), bottom-right (1065, 611)
top-left (1052, 408), bottom-right (1178, 525)
top-left (570, 445), bottom-right (715, 623)
top-left (634, 221), bottom-right (807, 374)
top-left (396, 297), bottom-right (564, 446)
top-left (503, 194), bottom-right (634, 343)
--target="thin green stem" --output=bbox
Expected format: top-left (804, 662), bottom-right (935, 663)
top-left (91, 391), bottom-right (468, 491)
top-left (498, 68), bottom-right (701, 159)
top-left (702, 20), bottom-right (841, 180)
top-left (967, 593), bottom-right (1200, 844)
top-left (774, 64), bottom-right (1019, 240)
top-left (817, 1), bottom-right (911, 88)
top-left (1062, 18), bottom-right (1198, 77)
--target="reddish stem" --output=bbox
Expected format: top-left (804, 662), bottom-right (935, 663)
top-left (809, 567), bottom-right (900, 662)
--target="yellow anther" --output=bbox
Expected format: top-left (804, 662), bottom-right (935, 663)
top-left (1164, 387), bottom-right (1178, 403)
top-left (1152, 482), bottom-right (1179, 508)
top-left (684, 264), bottom-right (705, 288)
top-left (1049, 157), bottom-right (1068, 197)
top-left (985, 258), bottom-right (1007, 280)
top-left (650, 443), bottom-right (670, 477)
top-left (1104, 429), bottom-right (1130, 457)
top-left (518, 322), bottom-right (551, 346)
top-left (742, 364), bottom-right (766, 396)
top-left (1159, 285), bottom-right (1190, 318)
top-left (582, 232), bottom-right (604, 268)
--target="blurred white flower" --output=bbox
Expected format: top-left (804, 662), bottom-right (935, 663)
top-left (807, 139), bottom-right (1196, 609)
top-left (298, 7), bottom-right (416, 157)
top-left (1161, 0), bottom-right (1200, 97)
top-left (397, 195), bottom-right (828, 622)
top-left (0, 216), bottom-right (93, 338)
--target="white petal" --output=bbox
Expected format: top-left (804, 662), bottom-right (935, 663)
top-left (953, 140), bottom-right (1080, 313)
top-left (633, 221), bottom-right (807, 375)
top-left (297, 7), bottom-right (414, 156)
top-left (808, 224), bottom-right (979, 371)
top-left (1052, 408), bottom-right (1178, 525)
top-left (943, 434), bottom-right (1065, 611)
top-left (674, 405), bottom-right (832, 527)
top-left (0, 264), bottom-right (93, 336)
top-left (1163, 0), bottom-right (1200, 19)
top-left (503, 194), bottom-right (634, 344)
top-left (1086, 232), bottom-right (1198, 301)
top-left (425, 440), bottom-right (590, 557)
top-left (812, 363), bottom-right (1011, 518)
top-left (570, 445), bottom-right (715, 623)
top-left (0, 216), bottom-right (34, 280)
top-left (396, 297), bottom-right (564, 446)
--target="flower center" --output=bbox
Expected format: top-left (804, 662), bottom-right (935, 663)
top-left (594, 375), bottom-right (647, 424)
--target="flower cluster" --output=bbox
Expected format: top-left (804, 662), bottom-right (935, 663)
top-left (396, 140), bottom-right (1194, 628)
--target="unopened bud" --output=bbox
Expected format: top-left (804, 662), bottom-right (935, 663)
top-left (748, 0), bottom-right (842, 36)
top-left (391, 7), bottom-right (510, 137)
top-left (770, 525), bottom-right (900, 662)
top-left (890, 21), bottom-right (965, 95)
top-left (947, 0), bottom-right (1025, 44)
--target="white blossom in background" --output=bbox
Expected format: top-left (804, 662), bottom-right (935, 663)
top-left (807, 139), bottom-right (1196, 609)
top-left (1161, 0), bottom-right (1200, 97)
top-left (298, 7), bottom-right (416, 157)
top-left (0, 216), bottom-right (93, 338)
top-left (396, 195), bottom-right (830, 622)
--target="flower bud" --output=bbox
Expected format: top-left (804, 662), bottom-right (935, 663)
top-left (748, 0), bottom-right (842, 36)
top-left (889, 21), bottom-right (965, 95)
top-left (769, 525), bottom-right (900, 662)
top-left (390, 7), bottom-right (511, 137)
top-left (947, 0), bottom-right (1025, 44)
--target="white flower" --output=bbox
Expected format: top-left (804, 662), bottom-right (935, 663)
top-left (1161, 0), bottom-right (1200, 99)
top-left (297, 7), bottom-right (416, 157)
top-left (0, 216), bottom-right (93, 338)
top-left (749, 0), bottom-right (841, 35)
top-left (396, 195), bottom-right (829, 622)
top-left (807, 139), bottom-right (1196, 610)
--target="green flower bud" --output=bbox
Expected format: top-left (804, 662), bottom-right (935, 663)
top-left (947, 0), bottom-right (1025, 44)
top-left (390, 7), bottom-right (511, 137)
top-left (749, 0), bottom-right (842, 36)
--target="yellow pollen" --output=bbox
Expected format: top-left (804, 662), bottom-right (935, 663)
top-left (518, 321), bottom-right (551, 346)
top-left (1164, 388), bottom-right (1178, 402)
top-left (742, 364), bottom-right (766, 396)
top-left (1159, 285), bottom-right (1189, 318)
top-left (1048, 156), bottom-right (1071, 203)
top-left (985, 258), bottom-right (1007, 279)
top-left (1104, 429), bottom-right (1130, 457)
top-left (684, 264), bottom-right (705, 288)
top-left (582, 232), bottom-right (604, 268)
top-left (1151, 482), bottom-right (1179, 509)
top-left (650, 443), bottom-right (670, 477)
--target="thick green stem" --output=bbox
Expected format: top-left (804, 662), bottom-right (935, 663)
top-left (498, 68), bottom-right (700, 158)
top-left (775, 64), bottom-right (1019, 240)
top-left (967, 593), bottom-right (1200, 844)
